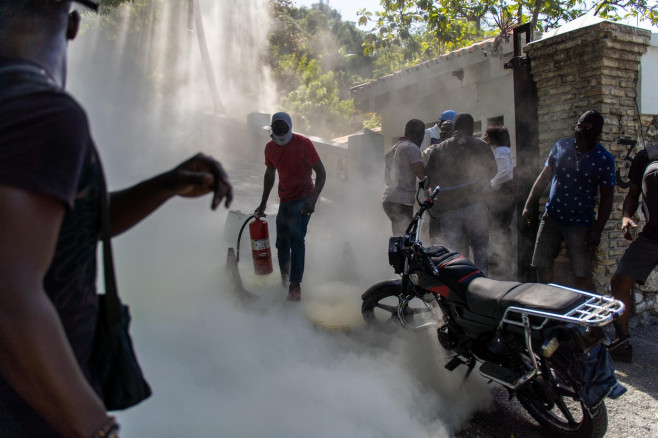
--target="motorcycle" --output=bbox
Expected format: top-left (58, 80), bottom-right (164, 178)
top-left (362, 179), bottom-right (626, 438)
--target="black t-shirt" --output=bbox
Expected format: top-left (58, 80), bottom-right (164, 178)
top-left (0, 68), bottom-right (102, 433)
top-left (629, 149), bottom-right (658, 241)
top-left (425, 134), bottom-right (498, 213)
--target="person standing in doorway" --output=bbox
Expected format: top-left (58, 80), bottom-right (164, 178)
top-left (484, 125), bottom-right (515, 278)
top-left (522, 110), bottom-right (615, 291)
top-left (255, 112), bottom-right (326, 302)
top-left (382, 119), bottom-right (426, 236)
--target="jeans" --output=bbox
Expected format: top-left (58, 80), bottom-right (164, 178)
top-left (276, 198), bottom-right (311, 284)
top-left (439, 202), bottom-right (489, 276)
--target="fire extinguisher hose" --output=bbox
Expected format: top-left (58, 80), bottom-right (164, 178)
top-left (236, 215), bottom-right (256, 263)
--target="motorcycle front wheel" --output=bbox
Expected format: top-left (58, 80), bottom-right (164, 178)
top-left (361, 283), bottom-right (433, 326)
top-left (361, 284), bottom-right (404, 325)
top-left (517, 360), bottom-right (608, 438)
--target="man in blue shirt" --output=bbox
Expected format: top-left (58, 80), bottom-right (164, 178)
top-left (522, 110), bottom-right (615, 291)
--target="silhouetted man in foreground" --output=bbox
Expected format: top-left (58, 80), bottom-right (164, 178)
top-left (0, 1), bottom-right (232, 436)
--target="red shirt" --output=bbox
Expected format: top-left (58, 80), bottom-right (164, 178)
top-left (265, 134), bottom-right (320, 202)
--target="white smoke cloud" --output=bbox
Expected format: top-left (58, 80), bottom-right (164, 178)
top-left (66, 2), bottom-right (492, 436)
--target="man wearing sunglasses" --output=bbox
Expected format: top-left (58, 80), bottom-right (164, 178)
top-left (0, 1), bottom-right (232, 436)
top-left (255, 112), bottom-right (326, 301)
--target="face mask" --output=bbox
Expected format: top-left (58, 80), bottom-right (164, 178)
top-left (574, 126), bottom-right (597, 146)
top-left (271, 131), bottom-right (293, 146)
top-left (270, 116), bottom-right (293, 145)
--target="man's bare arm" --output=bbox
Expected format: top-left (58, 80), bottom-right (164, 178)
top-left (110, 153), bottom-right (232, 236)
top-left (301, 161), bottom-right (327, 215)
top-left (256, 166), bottom-right (276, 215)
top-left (585, 184), bottom-right (614, 248)
top-left (0, 186), bottom-right (109, 438)
top-left (621, 182), bottom-right (642, 240)
top-left (412, 161), bottom-right (425, 181)
top-left (522, 165), bottom-right (553, 225)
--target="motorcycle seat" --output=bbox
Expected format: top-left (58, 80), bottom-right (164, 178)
top-left (466, 278), bottom-right (587, 320)
top-left (499, 283), bottom-right (587, 318)
top-left (466, 278), bottom-right (522, 318)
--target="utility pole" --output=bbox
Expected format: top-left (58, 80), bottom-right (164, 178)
top-left (192, 0), bottom-right (225, 115)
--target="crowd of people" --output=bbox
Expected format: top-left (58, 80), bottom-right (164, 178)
top-left (383, 109), bottom-right (658, 365)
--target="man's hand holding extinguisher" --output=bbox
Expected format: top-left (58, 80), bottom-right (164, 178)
top-left (255, 166), bottom-right (276, 218)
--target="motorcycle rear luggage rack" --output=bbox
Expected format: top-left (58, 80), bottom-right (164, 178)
top-left (500, 284), bottom-right (625, 331)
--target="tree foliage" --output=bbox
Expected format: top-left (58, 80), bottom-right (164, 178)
top-left (358, 0), bottom-right (658, 68)
top-left (268, 0), bottom-right (372, 137)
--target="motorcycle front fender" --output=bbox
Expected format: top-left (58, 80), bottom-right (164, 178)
top-left (361, 279), bottom-right (401, 301)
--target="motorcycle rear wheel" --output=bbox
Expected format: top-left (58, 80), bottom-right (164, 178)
top-left (517, 362), bottom-right (608, 438)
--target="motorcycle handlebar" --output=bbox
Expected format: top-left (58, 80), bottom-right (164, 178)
top-left (429, 185), bottom-right (440, 201)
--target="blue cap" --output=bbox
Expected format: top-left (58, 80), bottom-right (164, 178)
top-left (439, 110), bottom-right (456, 122)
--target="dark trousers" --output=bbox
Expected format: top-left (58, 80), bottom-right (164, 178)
top-left (276, 198), bottom-right (311, 284)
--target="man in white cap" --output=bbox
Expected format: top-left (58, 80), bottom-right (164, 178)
top-left (255, 112), bottom-right (326, 301)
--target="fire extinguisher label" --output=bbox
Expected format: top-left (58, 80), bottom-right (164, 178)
top-left (252, 239), bottom-right (270, 251)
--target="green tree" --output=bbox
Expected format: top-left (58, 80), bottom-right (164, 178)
top-left (281, 57), bottom-right (357, 138)
top-left (358, 0), bottom-right (658, 67)
top-left (268, 0), bottom-right (372, 137)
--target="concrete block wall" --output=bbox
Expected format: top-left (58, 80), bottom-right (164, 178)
top-left (527, 22), bottom-right (657, 318)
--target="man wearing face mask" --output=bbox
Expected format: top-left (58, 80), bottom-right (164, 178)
top-left (255, 112), bottom-right (326, 301)
top-left (522, 110), bottom-right (615, 291)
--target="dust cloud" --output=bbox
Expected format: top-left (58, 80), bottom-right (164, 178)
top-left (66, 1), bottom-right (493, 436)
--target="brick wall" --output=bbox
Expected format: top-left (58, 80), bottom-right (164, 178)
top-left (526, 22), bottom-right (654, 315)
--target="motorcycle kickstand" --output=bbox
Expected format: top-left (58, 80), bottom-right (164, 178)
top-left (461, 359), bottom-right (476, 384)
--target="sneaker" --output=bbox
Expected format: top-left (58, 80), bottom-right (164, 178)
top-left (609, 343), bottom-right (633, 363)
top-left (286, 283), bottom-right (301, 302)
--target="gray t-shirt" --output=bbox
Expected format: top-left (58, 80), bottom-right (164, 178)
top-left (383, 138), bottom-right (423, 205)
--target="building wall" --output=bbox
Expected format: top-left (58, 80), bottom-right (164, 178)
top-left (526, 22), bottom-right (655, 314)
top-left (640, 33), bottom-right (658, 114)
top-left (351, 38), bottom-right (516, 154)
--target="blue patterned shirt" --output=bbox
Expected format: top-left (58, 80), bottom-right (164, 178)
top-left (545, 138), bottom-right (616, 226)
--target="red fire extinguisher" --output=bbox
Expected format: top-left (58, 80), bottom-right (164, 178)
top-left (248, 217), bottom-right (273, 275)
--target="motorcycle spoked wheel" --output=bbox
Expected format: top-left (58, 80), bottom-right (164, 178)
top-left (517, 360), bottom-right (608, 438)
top-left (361, 284), bottom-right (430, 325)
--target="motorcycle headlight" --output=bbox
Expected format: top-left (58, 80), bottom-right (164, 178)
top-left (388, 237), bottom-right (405, 274)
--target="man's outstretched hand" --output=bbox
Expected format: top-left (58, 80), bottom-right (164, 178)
top-left (165, 153), bottom-right (233, 210)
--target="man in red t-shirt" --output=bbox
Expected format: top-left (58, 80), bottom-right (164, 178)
top-left (255, 112), bottom-right (326, 301)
